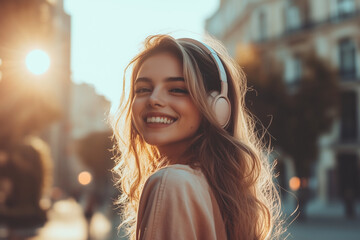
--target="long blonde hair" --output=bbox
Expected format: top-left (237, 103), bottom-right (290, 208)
top-left (112, 34), bottom-right (282, 240)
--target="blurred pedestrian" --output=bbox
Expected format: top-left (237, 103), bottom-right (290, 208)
top-left (0, 136), bottom-right (53, 239)
top-left (338, 154), bottom-right (360, 219)
top-left (111, 35), bottom-right (283, 239)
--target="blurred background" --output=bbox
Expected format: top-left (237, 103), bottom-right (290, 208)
top-left (0, 0), bottom-right (359, 239)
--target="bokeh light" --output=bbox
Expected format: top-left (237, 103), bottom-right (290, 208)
top-left (78, 171), bottom-right (92, 185)
top-left (25, 49), bottom-right (50, 75)
top-left (289, 176), bottom-right (301, 191)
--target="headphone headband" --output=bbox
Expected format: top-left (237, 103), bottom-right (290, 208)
top-left (178, 38), bottom-right (228, 87)
top-left (197, 42), bottom-right (227, 84)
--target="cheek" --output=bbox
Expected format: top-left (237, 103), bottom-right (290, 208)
top-left (190, 113), bottom-right (202, 130)
top-left (178, 100), bottom-right (202, 127)
top-left (131, 98), bottom-right (142, 115)
top-left (131, 99), bottom-right (143, 125)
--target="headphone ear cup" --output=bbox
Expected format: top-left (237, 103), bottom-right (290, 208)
top-left (208, 91), bottom-right (231, 127)
top-left (207, 91), bottom-right (219, 104)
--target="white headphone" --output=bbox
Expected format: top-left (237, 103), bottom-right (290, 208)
top-left (179, 38), bottom-right (231, 127)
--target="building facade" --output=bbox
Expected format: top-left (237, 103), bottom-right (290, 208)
top-left (70, 83), bottom-right (111, 140)
top-left (0, 0), bottom-right (72, 192)
top-left (68, 82), bottom-right (111, 194)
top-left (206, 0), bottom-right (360, 203)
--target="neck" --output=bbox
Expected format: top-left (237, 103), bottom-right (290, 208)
top-left (157, 141), bottom-right (192, 165)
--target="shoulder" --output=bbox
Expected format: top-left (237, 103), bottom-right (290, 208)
top-left (144, 164), bottom-right (207, 194)
top-left (150, 164), bottom-right (203, 182)
top-left (140, 164), bottom-right (211, 205)
top-left (137, 164), bottom-right (227, 239)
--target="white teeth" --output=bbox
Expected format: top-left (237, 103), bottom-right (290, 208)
top-left (146, 116), bottom-right (175, 124)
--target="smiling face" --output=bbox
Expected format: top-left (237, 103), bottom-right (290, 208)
top-left (131, 51), bottom-right (201, 159)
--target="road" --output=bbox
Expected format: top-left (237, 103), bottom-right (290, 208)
top-left (21, 199), bottom-right (360, 240)
top-left (30, 198), bottom-right (119, 240)
top-left (287, 217), bottom-right (360, 240)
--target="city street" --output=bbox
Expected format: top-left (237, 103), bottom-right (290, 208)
top-left (1, 1), bottom-right (359, 240)
top-left (287, 217), bottom-right (360, 240)
top-left (30, 198), bottom-right (118, 240)
top-left (27, 199), bottom-right (360, 240)
top-left (283, 199), bottom-right (360, 240)
top-left (31, 199), bottom-right (89, 240)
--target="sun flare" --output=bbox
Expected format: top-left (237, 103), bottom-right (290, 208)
top-left (25, 49), bottom-right (50, 75)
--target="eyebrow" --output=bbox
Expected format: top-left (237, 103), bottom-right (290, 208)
top-left (135, 77), bottom-right (185, 84)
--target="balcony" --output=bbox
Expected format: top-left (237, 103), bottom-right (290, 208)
top-left (255, 9), bottom-right (360, 44)
top-left (285, 9), bottom-right (360, 36)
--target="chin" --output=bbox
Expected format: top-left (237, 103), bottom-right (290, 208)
top-left (143, 137), bottom-right (168, 147)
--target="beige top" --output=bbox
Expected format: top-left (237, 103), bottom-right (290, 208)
top-left (136, 164), bottom-right (227, 240)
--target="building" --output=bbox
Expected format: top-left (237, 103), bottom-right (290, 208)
top-left (70, 83), bottom-right (111, 140)
top-left (0, 0), bottom-right (72, 192)
top-left (206, 0), bottom-right (360, 203)
top-left (68, 82), bottom-right (111, 194)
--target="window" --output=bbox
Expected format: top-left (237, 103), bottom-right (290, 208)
top-left (258, 10), bottom-right (267, 41)
top-left (340, 91), bottom-right (358, 142)
top-left (284, 55), bottom-right (302, 84)
top-left (285, 3), bottom-right (301, 31)
top-left (338, 38), bottom-right (357, 79)
top-left (293, 56), bottom-right (302, 81)
top-left (337, 0), bottom-right (355, 17)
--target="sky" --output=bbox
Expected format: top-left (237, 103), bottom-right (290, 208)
top-left (63, 0), bottom-right (219, 110)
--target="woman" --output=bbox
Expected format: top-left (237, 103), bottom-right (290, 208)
top-left (112, 34), bottom-right (282, 240)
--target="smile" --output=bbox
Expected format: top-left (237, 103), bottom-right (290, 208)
top-left (146, 116), bottom-right (176, 124)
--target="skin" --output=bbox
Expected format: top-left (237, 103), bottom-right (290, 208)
top-left (131, 52), bottom-right (201, 163)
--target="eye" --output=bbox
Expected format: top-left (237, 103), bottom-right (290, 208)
top-left (169, 88), bottom-right (189, 94)
top-left (135, 87), bottom-right (152, 94)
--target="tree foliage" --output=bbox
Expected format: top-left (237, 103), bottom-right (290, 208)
top-left (241, 48), bottom-right (340, 178)
top-left (76, 130), bottom-right (114, 179)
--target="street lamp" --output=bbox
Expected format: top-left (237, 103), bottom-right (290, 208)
top-left (25, 49), bottom-right (50, 75)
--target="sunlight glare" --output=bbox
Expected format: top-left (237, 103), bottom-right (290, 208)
top-left (25, 49), bottom-right (50, 75)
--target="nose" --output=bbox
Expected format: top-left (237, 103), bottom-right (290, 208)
top-left (148, 88), bottom-right (165, 108)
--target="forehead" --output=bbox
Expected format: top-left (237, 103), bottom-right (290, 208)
top-left (137, 52), bottom-right (183, 79)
